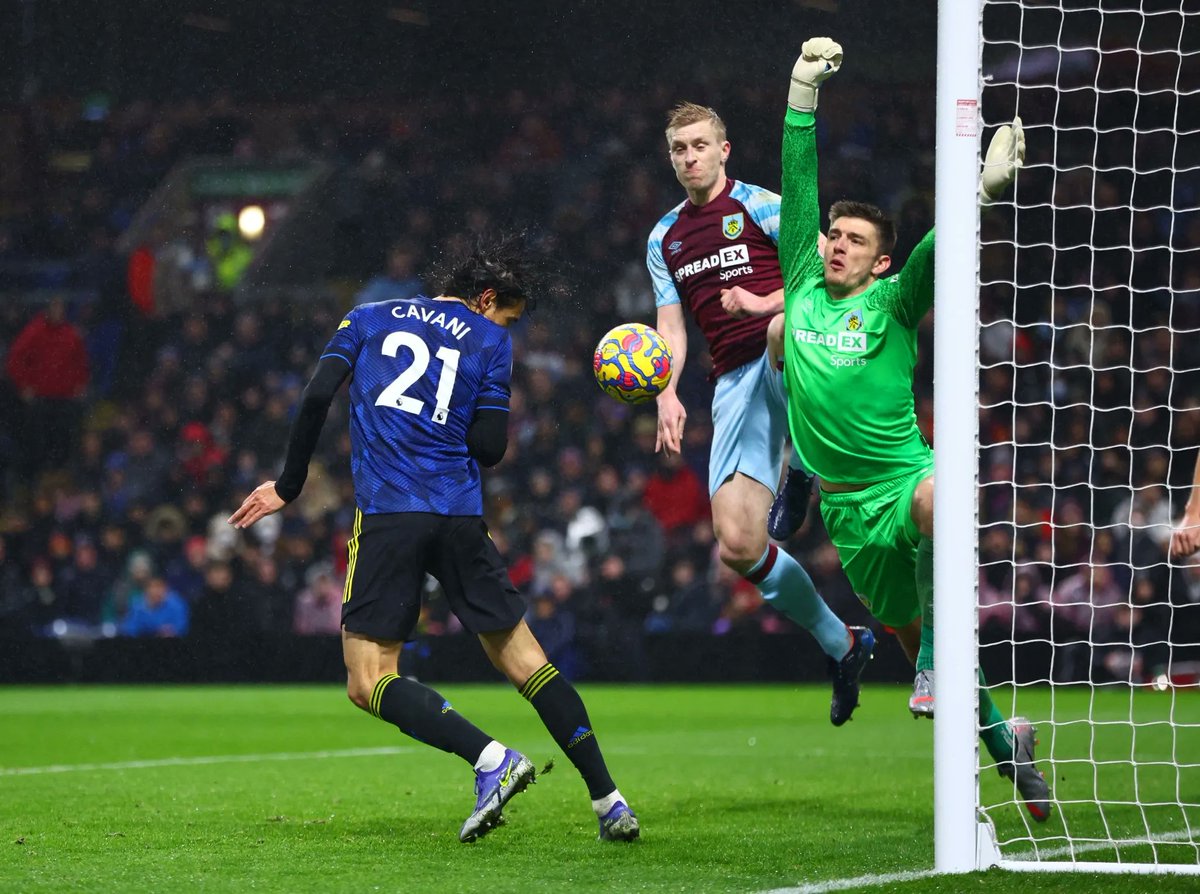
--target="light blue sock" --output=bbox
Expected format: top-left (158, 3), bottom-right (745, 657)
top-left (746, 544), bottom-right (851, 659)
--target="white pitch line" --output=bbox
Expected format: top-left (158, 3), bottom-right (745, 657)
top-left (758, 830), bottom-right (1199, 893)
top-left (0, 746), bottom-right (416, 777)
top-left (1005, 828), bottom-right (1197, 861)
top-left (758, 869), bottom-right (939, 894)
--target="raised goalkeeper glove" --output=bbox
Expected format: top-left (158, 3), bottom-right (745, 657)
top-left (980, 116), bottom-right (1026, 205)
top-left (788, 38), bottom-right (843, 113)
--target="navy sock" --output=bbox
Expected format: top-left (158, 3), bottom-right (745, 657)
top-left (373, 674), bottom-right (492, 764)
top-left (521, 663), bottom-right (616, 799)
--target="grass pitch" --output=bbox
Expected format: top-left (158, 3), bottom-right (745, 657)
top-left (2, 683), bottom-right (1198, 893)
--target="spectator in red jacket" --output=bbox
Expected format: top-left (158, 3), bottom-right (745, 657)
top-left (642, 450), bottom-right (710, 541)
top-left (177, 421), bottom-right (228, 488)
top-left (4, 297), bottom-right (90, 477)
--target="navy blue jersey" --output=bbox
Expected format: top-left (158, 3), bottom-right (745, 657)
top-left (321, 296), bottom-right (512, 515)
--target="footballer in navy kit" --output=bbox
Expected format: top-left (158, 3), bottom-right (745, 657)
top-left (647, 102), bottom-right (873, 726)
top-left (328, 293), bottom-right (514, 517)
top-left (230, 235), bottom-right (638, 844)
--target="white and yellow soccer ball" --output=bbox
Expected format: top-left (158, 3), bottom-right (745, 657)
top-left (592, 322), bottom-right (673, 404)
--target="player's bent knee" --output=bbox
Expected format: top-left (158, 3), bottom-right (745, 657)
top-left (717, 537), bottom-right (760, 572)
top-left (717, 542), bottom-right (741, 568)
top-left (911, 475), bottom-right (934, 537)
top-left (715, 521), bottom-right (767, 566)
top-left (345, 675), bottom-right (375, 712)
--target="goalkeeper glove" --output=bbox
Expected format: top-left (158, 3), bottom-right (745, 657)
top-left (788, 38), bottom-right (843, 113)
top-left (980, 116), bottom-right (1026, 205)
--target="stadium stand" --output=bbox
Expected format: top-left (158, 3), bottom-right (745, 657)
top-left (2, 72), bottom-right (1193, 684)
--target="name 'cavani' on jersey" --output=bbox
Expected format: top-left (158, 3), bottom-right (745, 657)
top-left (321, 296), bottom-right (513, 516)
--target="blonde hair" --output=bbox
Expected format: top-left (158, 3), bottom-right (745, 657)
top-left (665, 102), bottom-right (727, 144)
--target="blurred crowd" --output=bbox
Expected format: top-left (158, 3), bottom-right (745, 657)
top-left (1, 70), bottom-right (1197, 683)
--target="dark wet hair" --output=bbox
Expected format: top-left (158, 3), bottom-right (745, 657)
top-left (828, 200), bottom-right (897, 256)
top-left (432, 231), bottom-right (538, 312)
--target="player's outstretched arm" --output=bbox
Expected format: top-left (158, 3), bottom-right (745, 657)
top-left (980, 117), bottom-right (1026, 206)
top-left (655, 302), bottom-right (688, 455)
top-left (1171, 451), bottom-right (1200, 560)
top-left (780, 38), bottom-right (841, 297)
top-left (228, 355), bottom-right (350, 529)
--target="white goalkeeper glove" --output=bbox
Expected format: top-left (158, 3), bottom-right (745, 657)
top-left (788, 38), bottom-right (843, 113)
top-left (980, 116), bottom-right (1026, 206)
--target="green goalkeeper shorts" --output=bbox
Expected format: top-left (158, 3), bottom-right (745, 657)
top-left (818, 463), bottom-right (933, 629)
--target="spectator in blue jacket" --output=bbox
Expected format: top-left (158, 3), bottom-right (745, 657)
top-left (118, 575), bottom-right (189, 637)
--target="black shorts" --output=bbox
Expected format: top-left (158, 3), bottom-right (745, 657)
top-left (341, 510), bottom-right (527, 641)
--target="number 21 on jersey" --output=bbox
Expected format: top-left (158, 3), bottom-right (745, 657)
top-left (375, 331), bottom-right (460, 425)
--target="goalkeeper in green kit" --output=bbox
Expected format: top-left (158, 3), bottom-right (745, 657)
top-left (770, 38), bottom-right (1051, 822)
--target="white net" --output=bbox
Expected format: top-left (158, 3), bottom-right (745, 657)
top-left (977, 0), bottom-right (1200, 870)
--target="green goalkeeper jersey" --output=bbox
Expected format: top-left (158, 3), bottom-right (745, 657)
top-left (780, 109), bottom-right (935, 485)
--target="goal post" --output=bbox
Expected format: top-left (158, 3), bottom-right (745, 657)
top-left (933, 0), bottom-right (986, 876)
top-left (935, 0), bottom-right (1200, 876)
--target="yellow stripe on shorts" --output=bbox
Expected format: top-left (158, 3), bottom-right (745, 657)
top-left (343, 508), bottom-right (362, 604)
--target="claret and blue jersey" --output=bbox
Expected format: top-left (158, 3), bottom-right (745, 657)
top-left (321, 296), bottom-right (513, 516)
top-left (646, 178), bottom-right (785, 379)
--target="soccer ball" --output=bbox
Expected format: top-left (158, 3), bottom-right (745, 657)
top-left (593, 322), bottom-right (673, 404)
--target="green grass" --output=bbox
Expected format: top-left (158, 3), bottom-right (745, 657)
top-left (2, 684), bottom-right (1198, 893)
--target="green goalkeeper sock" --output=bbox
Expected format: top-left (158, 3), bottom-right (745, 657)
top-left (977, 670), bottom-right (1015, 763)
top-left (915, 537), bottom-right (934, 672)
top-left (916, 622), bottom-right (934, 673)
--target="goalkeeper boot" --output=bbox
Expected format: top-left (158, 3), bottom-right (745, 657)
top-left (998, 717), bottom-right (1052, 823)
top-left (909, 669), bottom-right (935, 719)
top-left (828, 626), bottom-right (875, 726)
top-left (458, 748), bottom-right (536, 842)
top-left (598, 800), bottom-right (640, 842)
top-left (768, 466), bottom-right (814, 540)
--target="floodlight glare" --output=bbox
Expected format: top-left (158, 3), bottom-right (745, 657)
top-left (238, 205), bottom-right (266, 240)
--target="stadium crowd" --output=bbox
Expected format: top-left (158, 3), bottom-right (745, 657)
top-left (2, 71), bottom-right (1197, 683)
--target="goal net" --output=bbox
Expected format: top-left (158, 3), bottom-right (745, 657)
top-left (937, 0), bottom-right (1200, 875)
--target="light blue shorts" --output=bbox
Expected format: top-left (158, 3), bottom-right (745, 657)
top-left (708, 351), bottom-right (789, 497)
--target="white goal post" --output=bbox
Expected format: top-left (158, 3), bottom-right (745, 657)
top-left (935, 0), bottom-right (1200, 876)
